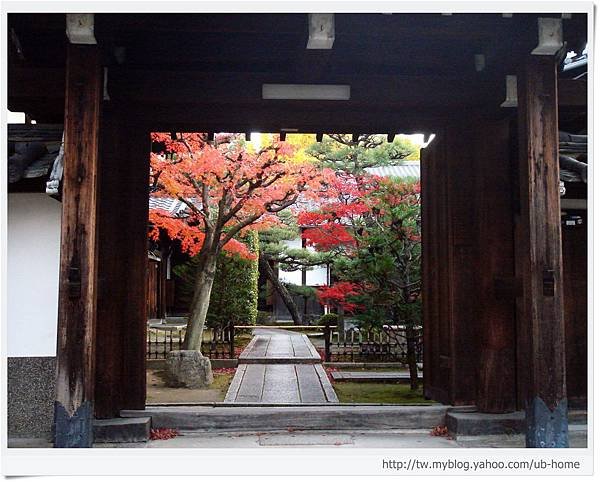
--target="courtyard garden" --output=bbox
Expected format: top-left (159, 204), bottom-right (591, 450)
top-left (146, 366), bottom-right (235, 404)
top-left (333, 382), bottom-right (431, 405)
top-left (146, 131), bottom-right (425, 404)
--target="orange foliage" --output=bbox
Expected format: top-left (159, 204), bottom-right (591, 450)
top-left (149, 133), bottom-right (332, 257)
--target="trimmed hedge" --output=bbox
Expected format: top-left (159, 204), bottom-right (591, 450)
top-left (317, 313), bottom-right (338, 326)
top-left (174, 230), bottom-right (259, 328)
top-left (208, 230), bottom-right (259, 327)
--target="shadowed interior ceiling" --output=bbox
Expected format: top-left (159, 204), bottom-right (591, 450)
top-left (8, 13), bottom-right (587, 132)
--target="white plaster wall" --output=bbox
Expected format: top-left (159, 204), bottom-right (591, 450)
top-left (7, 193), bottom-right (61, 357)
top-left (278, 237), bottom-right (329, 286)
top-left (283, 238), bottom-right (302, 249)
top-left (278, 266), bottom-right (303, 285)
top-left (305, 264), bottom-right (329, 286)
top-left (278, 238), bottom-right (302, 285)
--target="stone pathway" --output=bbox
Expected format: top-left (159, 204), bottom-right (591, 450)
top-left (237, 328), bottom-right (321, 364)
top-left (225, 328), bottom-right (338, 404)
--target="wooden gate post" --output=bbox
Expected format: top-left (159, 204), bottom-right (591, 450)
top-left (517, 55), bottom-right (568, 447)
top-left (95, 111), bottom-right (149, 418)
top-left (53, 44), bottom-right (102, 447)
top-left (475, 119), bottom-right (517, 414)
top-left (120, 126), bottom-right (150, 410)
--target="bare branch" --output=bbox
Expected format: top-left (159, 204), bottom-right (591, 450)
top-left (219, 213), bottom-right (262, 248)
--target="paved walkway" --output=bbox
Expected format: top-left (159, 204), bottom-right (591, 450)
top-left (225, 328), bottom-right (338, 404)
top-left (237, 328), bottom-right (321, 363)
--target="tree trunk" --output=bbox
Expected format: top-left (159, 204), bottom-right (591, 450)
top-left (405, 323), bottom-right (419, 391)
top-left (183, 249), bottom-right (219, 351)
top-left (400, 276), bottom-right (420, 391)
top-left (336, 306), bottom-right (345, 338)
top-left (259, 255), bottom-right (302, 325)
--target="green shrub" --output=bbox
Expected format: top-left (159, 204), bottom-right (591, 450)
top-left (317, 313), bottom-right (339, 326)
top-left (174, 230), bottom-right (259, 328)
top-left (256, 310), bottom-right (273, 325)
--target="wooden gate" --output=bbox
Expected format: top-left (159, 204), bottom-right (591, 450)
top-left (421, 117), bottom-right (517, 412)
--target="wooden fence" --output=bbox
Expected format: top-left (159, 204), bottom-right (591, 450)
top-left (147, 324), bottom-right (236, 359)
top-left (147, 323), bottom-right (423, 364)
top-left (322, 325), bottom-right (423, 363)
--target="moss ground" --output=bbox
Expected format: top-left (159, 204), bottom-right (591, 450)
top-left (333, 382), bottom-right (434, 404)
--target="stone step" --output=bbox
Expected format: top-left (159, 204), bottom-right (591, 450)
top-left (239, 356), bottom-right (321, 364)
top-left (446, 411), bottom-right (525, 436)
top-left (324, 362), bottom-right (409, 369)
top-left (121, 405), bottom-right (449, 432)
top-left (447, 410), bottom-right (588, 436)
top-left (331, 371), bottom-right (423, 383)
top-left (238, 332), bottom-right (322, 364)
top-left (93, 417), bottom-right (151, 443)
top-left (569, 410), bottom-right (587, 424)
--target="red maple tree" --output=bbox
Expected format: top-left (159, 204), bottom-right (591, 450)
top-left (149, 132), bottom-right (330, 351)
top-left (298, 173), bottom-right (380, 250)
top-left (316, 281), bottom-right (362, 313)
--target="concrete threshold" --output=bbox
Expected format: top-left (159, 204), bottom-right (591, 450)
top-left (93, 417), bottom-right (151, 443)
top-left (145, 402), bottom-right (438, 407)
top-left (122, 404), bottom-right (450, 432)
top-left (331, 371), bottom-right (423, 383)
top-left (447, 409), bottom-right (588, 436)
top-left (238, 357), bottom-right (320, 364)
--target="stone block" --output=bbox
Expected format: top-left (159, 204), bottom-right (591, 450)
top-left (446, 411), bottom-right (525, 436)
top-left (122, 405), bottom-right (449, 431)
top-left (7, 356), bottom-right (55, 438)
top-left (93, 417), bottom-right (151, 443)
top-left (165, 350), bottom-right (213, 388)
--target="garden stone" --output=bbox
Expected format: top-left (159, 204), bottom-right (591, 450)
top-left (165, 350), bottom-right (213, 388)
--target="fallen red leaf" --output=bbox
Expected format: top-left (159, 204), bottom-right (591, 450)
top-left (150, 428), bottom-right (180, 440)
top-left (429, 425), bottom-right (449, 437)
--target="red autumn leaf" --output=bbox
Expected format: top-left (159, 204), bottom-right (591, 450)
top-left (149, 132), bottom-right (332, 259)
top-left (150, 428), bottom-right (180, 440)
top-left (429, 425), bottom-right (449, 437)
top-left (316, 282), bottom-right (363, 313)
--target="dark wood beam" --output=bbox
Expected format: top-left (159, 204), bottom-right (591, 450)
top-left (421, 123), bottom-right (482, 407)
top-left (421, 132), bottom-right (451, 404)
top-left (8, 66), bottom-right (65, 122)
top-left (9, 13), bottom-right (586, 81)
top-left (8, 67), bottom-right (65, 99)
top-left (444, 124), bottom-right (479, 406)
top-left (95, 106), bottom-right (125, 419)
top-left (53, 43), bottom-right (102, 448)
top-left (14, 13), bottom-right (568, 43)
top-left (95, 13), bottom-right (307, 36)
top-left (129, 102), bottom-right (449, 134)
top-left (92, 12), bottom-right (539, 43)
top-left (107, 69), bottom-right (505, 107)
top-left (95, 108), bottom-right (149, 418)
top-left (120, 126), bottom-right (150, 410)
top-left (516, 55), bottom-right (568, 448)
top-left (10, 63), bottom-right (584, 127)
top-left (562, 213), bottom-right (588, 406)
top-left (474, 118), bottom-right (517, 413)
top-left (10, 66), bottom-right (495, 120)
top-left (558, 79), bottom-right (587, 107)
top-left (10, 67), bottom-right (498, 120)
